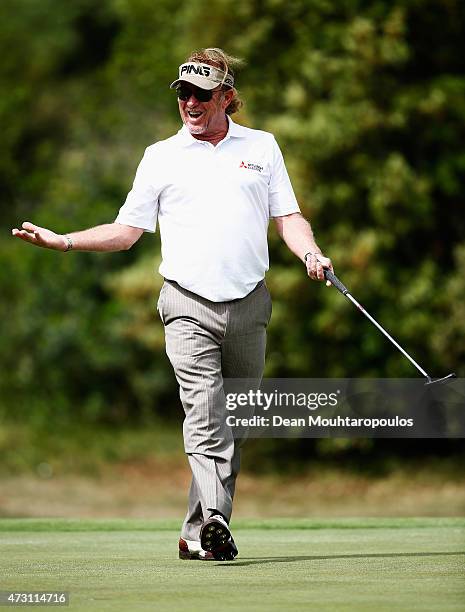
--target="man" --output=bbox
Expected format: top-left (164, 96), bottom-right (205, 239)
top-left (12, 48), bottom-right (333, 561)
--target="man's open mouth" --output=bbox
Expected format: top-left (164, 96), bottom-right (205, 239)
top-left (187, 111), bottom-right (203, 118)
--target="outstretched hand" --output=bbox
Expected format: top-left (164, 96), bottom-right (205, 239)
top-left (11, 222), bottom-right (67, 251)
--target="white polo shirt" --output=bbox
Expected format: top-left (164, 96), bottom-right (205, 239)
top-left (115, 117), bottom-right (300, 301)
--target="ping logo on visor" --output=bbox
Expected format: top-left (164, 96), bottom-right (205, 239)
top-left (170, 62), bottom-right (235, 90)
top-left (180, 64), bottom-right (212, 78)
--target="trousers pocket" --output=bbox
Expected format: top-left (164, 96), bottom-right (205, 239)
top-left (263, 283), bottom-right (272, 325)
top-left (156, 282), bottom-right (168, 324)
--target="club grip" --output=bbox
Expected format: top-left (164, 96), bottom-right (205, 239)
top-left (324, 269), bottom-right (349, 295)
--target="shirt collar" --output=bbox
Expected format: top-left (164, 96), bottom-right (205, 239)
top-left (177, 116), bottom-right (246, 147)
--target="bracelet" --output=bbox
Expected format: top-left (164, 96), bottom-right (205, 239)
top-left (304, 251), bottom-right (320, 263)
top-left (64, 235), bottom-right (73, 252)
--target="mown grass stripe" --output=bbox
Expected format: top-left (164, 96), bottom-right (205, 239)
top-left (0, 517), bottom-right (463, 532)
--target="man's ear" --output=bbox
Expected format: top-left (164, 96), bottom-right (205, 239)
top-left (222, 89), bottom-right (235, 110)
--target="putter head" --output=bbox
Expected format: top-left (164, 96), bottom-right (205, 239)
top-left (425, 373), bottom-right (456, 386)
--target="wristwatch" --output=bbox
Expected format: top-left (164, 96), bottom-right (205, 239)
top-left (304, 252), bottom-right (320, 263)
top-left (64, 235), bottom-right (73, 252)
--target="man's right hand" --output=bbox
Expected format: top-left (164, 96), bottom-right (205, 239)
top-left (11, 222), bottom-right (68, 251)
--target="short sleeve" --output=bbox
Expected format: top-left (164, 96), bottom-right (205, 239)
top-left (115, 147), bottom-right (160, 233)
top-left (268, 137), bottom-right (301, 217)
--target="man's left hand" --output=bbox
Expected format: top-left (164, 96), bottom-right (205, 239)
top-left (305, 253), bottom-right (333, 286)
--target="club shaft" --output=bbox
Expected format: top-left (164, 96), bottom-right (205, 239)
top-left (345, 293), bottom-right (430, 379)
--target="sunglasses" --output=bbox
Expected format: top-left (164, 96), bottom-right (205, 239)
top-left (176, 84), bottom-right (220, 102)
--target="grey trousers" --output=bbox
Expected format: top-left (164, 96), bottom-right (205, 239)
top-left (157, 279), bottom-right (271, 540)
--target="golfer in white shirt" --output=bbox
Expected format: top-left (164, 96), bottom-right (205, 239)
top-left (12, 47), bottom-right (333, 561)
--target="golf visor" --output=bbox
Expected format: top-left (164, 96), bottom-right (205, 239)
top-left (170, 62), bottom-right (234, 90)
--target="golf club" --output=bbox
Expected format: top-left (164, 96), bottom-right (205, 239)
top-left (323, 269), bottom-right (456, 386)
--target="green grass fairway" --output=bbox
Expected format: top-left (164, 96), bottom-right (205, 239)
top-left (1, 518), bottom-right (464, 611)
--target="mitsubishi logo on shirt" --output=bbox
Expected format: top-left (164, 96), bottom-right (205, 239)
top-left (239, 160), bottom-right (263, 173)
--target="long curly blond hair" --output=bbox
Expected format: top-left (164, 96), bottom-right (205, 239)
top-left (186, 48), bottom-right (245, 115)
